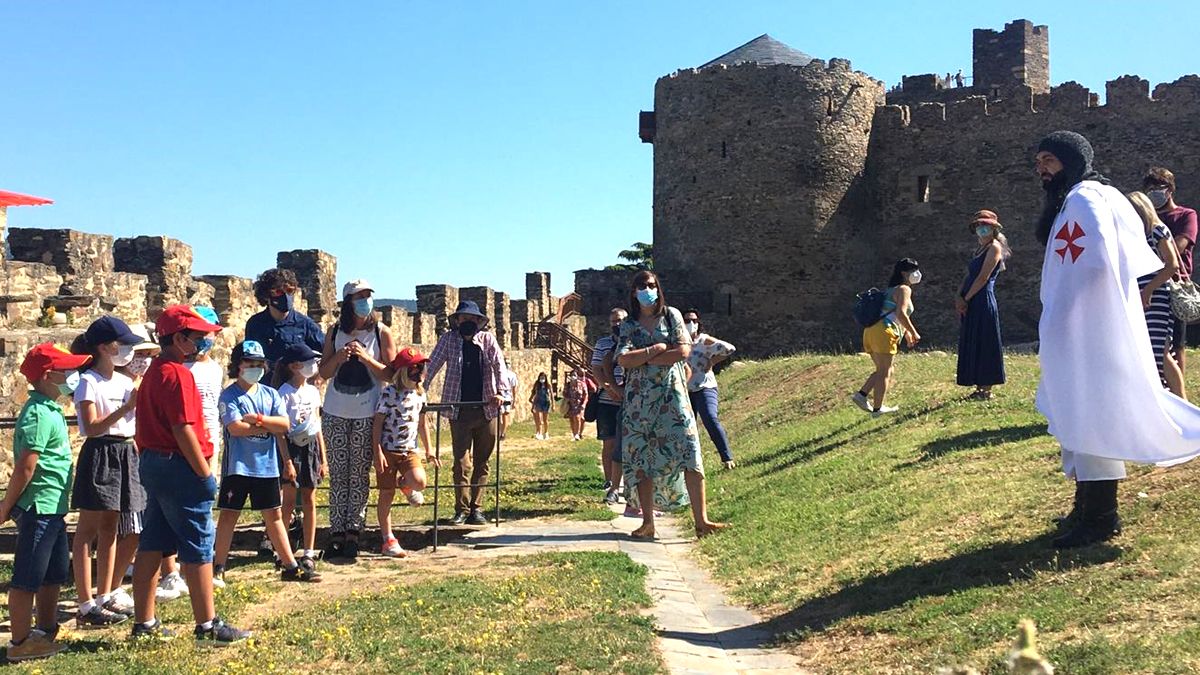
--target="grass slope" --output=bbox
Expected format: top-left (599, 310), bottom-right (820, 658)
top-left (697, 352), bottom-right (1200, 674)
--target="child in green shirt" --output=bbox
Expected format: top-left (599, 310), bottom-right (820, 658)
top-left (1, 343), bottom-right (92, 663)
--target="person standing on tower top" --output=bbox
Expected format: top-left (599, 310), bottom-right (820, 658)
top-left (1142, 167), bottom-right (1197, 376)
top-left (1033, 131), bottom-right (1200, 549)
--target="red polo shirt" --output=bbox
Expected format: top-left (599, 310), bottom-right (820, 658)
top-left (135, 355), bottom-right (213, 458)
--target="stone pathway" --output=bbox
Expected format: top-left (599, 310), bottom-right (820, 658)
top-left (442, 507), bottom-right (809, 674)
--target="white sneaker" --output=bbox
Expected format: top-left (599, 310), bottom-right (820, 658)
top-left (406, 490), bottom-right (425, 506)
top-left (109, 587), bottom-right (136, 613)
top-left (155, 584), bottom-right (181, 602)
top-left (871, 405), bottom-right (899, 418)
top-left (158, 571), bottom-right (189, 598)
top-left (851, 392), bottom-right (873, 413)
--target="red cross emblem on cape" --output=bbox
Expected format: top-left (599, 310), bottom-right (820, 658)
top-left (1054, 221), bottom-right (1086, 263)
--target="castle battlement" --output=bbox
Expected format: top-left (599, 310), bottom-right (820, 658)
top-left (663, 57), bottom-right (880, 85)
top-left (876, 75), bottom-right (1200, 133)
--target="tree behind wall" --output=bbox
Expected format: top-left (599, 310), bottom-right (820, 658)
top-left (605, 242), bottom-right (654, 271)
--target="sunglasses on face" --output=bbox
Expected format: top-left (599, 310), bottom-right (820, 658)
top-left (269, 286), bottom-right (297, 296)
top-left (635, 282), bottom-right (658, 290)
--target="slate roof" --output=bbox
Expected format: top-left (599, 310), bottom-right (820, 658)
top-left (700, 34), bottom-right (813, 69)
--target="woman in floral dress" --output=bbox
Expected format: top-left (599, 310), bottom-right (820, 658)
top-left (617, 270), bottom-right (729, 540)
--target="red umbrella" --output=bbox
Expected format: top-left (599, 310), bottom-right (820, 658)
top-left (0, 190), bottom-right (53, 207)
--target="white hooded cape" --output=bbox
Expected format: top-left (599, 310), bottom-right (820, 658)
top-left (1036, 181), bottom-right (1200, 465)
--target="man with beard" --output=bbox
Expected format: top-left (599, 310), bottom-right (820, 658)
top-left (1034, 130), bottom-right (1200, 548)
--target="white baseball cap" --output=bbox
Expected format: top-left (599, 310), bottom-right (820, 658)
top-left (342, 279), bottom-right (374, 298)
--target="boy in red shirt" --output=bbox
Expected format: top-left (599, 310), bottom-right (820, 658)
top-left (131, 305), bottom-right (250, 645)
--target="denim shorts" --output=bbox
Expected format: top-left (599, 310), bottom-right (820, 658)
top-left (138, 452), bottom-right (218, 564)
top-left (11, 506), bottom-right (70, 593)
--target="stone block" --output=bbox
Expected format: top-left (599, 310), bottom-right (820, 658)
top-left (416, 284), bottom-right (458, 335)
top-left (509, 322), bottom-right (525, 350)
top-left (525, 271), bottom-right (551, 318)
top-left (0, 262), bottom-right (64, 327)
top-left (412, 312), bottom-right (437, 346)
top-left (458, 286), bottom-right (496, 331)
top-left (277, 249), bottom-right (338, 324)
top-left (7, 228), bottom-right (115, 298)
top-left (493, 291), bottom-right (511, 348)
top-left (114, 235), bottom-right (194, 313)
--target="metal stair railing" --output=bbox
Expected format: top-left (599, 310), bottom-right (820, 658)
top-left (534, 320), bottom-right (594, 372)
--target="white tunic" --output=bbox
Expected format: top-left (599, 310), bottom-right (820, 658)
top-left (1036, 181), bottom-right (1200, 468)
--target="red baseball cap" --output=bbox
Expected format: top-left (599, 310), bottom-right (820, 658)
top-left (20, 342), bottom-right (92, 382)
top-left (155, 304), bottom-right (223, 337)
top-left (391, 346), bottom-right (429, 370)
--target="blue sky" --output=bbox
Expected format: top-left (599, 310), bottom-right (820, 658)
top-left (2, 1), bottom-right (1196, 300)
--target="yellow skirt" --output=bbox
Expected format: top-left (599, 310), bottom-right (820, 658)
top-left (863, 321), bottom-right (901, 355)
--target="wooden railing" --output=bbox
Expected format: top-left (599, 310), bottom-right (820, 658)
top-left (534, 320), bottom-right (594, 373)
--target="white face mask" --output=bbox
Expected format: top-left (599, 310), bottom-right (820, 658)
top-left (685, 322), bottom-right (699, 335)
top-left (242, 366), bottom-right (265, 385)
top-left (908, 270), bottom-right (923, 285)
top-left (128, 355), bottom-right (153, 377)
top-left (112, 343), bottom-right (135, 367)
top-left (299, 360), bottom-right (319, 379)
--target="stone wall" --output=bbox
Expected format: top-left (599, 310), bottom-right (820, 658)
top-left (861, 76), bottom-right (1200, 349)
top-left (416, 284), bottom-right (458, 335)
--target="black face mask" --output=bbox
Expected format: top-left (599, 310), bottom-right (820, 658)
top-left (458, 320), bottom-right (479, 338)
top-left (611, 324), bottom-right (620, 336)
top-left (270, 293), bottom-right (293, 313)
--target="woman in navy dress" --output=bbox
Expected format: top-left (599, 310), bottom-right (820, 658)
top-left (955, 210), bottom-right (1009, 399)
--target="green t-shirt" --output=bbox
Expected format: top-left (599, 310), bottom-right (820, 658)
top-left (13, 391), bottom-right (73, 516)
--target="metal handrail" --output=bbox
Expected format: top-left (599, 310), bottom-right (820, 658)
top-left (535, 321), bottom-right (595, 373)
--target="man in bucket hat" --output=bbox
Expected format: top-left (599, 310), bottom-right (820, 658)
top-left (423, 301), bottom-right (508, 525)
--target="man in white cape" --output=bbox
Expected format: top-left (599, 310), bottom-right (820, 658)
top-left (1035, 130), bottom-right (1200, 549)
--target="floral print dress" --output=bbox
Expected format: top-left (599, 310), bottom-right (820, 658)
top-left (618, 307), bottom-right (703, 511)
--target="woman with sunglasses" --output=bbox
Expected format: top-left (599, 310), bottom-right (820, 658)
top-left (616, 270), bottom-right (729, 540)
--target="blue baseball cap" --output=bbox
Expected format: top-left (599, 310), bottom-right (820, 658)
top-left (85, 315), bottom-right (142, 347)
top-left (193, 305), bottom-right (220, 326)
top-left (279, 342), bottom-right (321, 365)
top-left (239, 340), bottom-right (266, 360)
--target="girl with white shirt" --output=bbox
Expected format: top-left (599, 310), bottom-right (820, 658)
top-left (70, 316), bottom-right (147, 626)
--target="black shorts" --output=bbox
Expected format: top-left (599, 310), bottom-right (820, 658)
top-left (1173, 319), bottom-right (1187, 353)
top-left (72, 437), bottom-right (146, 512)
top-left (285, 438), bottom-right (322, 490)
top-left (596, 403), bottom-right (620, 440)
top-left (216, 475), bottom-right (282, 511)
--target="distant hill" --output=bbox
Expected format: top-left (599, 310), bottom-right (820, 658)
top-left (376, 298), bottom-right (418, 312)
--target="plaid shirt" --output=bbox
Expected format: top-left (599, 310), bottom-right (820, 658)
top-left (423, 330), bottom-right (507, 420)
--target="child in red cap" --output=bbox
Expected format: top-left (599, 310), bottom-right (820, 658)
top-left (131, 305), bottom-right (250, 645)
top-left (372, 347), bottom-right (438, 557)
top-left (1, 343), bottom-right (92, 662)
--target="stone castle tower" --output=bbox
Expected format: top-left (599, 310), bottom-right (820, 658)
top-left (642, 36), bottom-right (884, 352)
top-left (643, 19), bottom-right (1200, 356)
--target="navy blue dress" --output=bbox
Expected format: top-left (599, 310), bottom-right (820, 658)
top-left (957, 250), bottom-right (1006, 386)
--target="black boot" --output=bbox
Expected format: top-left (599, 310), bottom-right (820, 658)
top-left (1053, 480), bottom-right (1121, 549)
top-left (1052, 481), bottom-right (1085, 531)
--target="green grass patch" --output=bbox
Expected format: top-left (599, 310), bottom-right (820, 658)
top-left (11, 551), bottom-right (659, 674)
top-left (695, 351), bottom-right (1200, 673)
top-left (238, 552), bottom-right (657, 674)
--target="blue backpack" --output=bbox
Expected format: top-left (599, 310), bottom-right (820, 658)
top-left (853, 288), bottom-right (886, 328)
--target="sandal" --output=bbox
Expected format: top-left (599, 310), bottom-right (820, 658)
top-left (630, 525), bottom-right (657, 540)
top-left (695, 522), bottom-right (730, 539)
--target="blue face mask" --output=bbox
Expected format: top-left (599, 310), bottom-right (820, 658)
top-left (194, 336), bottom-right (214, 355)
top-left (636, 287), bottom-right (658, 307)
top-left (57, 370), bottom-right (81, 396)
top-left (975, 226), bottom-right (992, 238)
top-left (354, 297), bottom-right (373, 318)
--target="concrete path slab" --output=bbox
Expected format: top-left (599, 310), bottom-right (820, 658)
top-left (448, 507), bottom-right (811, 674)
